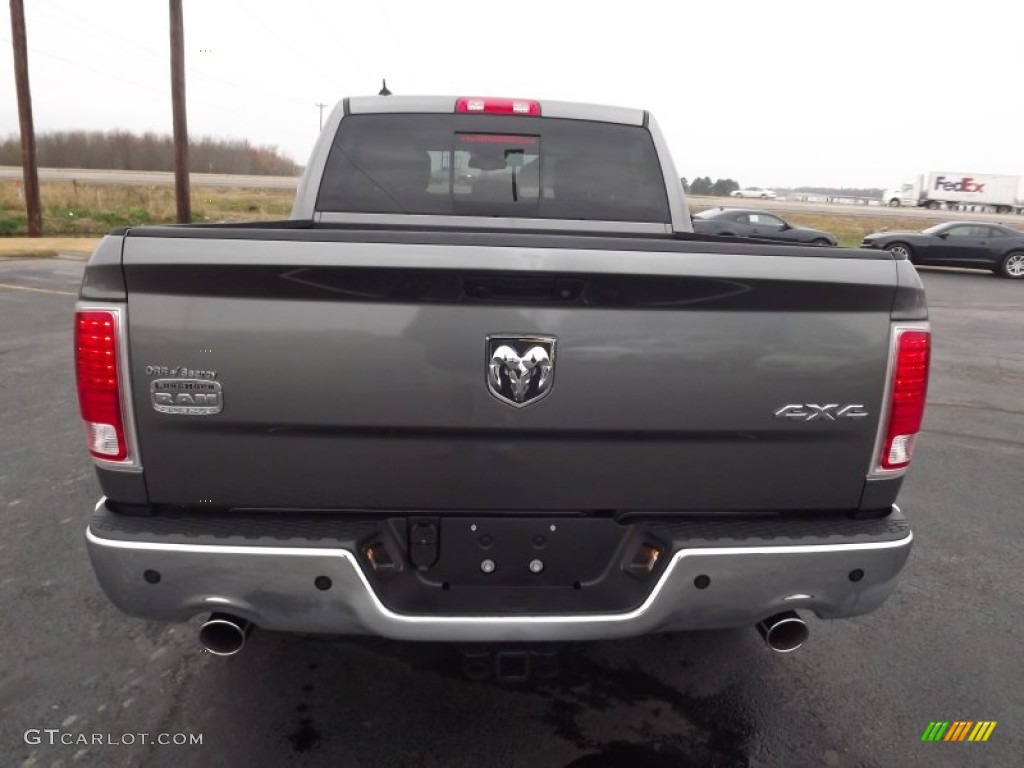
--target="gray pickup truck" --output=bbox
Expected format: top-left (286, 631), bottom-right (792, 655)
top-left (76, 96), bottom-right (929, 660)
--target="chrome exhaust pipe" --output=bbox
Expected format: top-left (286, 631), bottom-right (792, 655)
top-left (199, 613), bottom-right (252, 656)
top-left (756, 611), bottom-right (808, 653)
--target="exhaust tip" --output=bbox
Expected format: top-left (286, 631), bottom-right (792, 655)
top-left (757, 611), bottom-right (809, 653)
top-left (199, 613), bottom-right (252, 656)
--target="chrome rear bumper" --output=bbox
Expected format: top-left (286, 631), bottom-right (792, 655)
top-left (86, 499), bottom-right (912, 643)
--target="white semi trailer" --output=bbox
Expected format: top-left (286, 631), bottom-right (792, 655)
top-left (883, 172), bottom-right (1023, 214)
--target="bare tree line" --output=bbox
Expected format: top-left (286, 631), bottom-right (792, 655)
top-left (0, 130), bottom-right (300, 176)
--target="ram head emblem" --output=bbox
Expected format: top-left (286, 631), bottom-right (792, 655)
top-left (486, 336), bottom-right (556, 407)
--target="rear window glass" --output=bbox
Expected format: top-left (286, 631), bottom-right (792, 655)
top-left (316, 114), bottom-right (670, 223)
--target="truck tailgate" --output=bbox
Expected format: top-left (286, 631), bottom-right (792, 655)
top-left (122, 233), bottom-right (897, 512)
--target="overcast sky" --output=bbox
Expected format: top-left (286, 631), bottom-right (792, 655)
top-left (2, 0), bottom-right (1022, 188)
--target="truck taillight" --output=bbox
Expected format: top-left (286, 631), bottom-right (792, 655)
top-left (75, 308), bottom-right (129, 461)
top-left (877, 328), bottom-right (930, 471)
top-left (455, 97), bottom-right (541, 116)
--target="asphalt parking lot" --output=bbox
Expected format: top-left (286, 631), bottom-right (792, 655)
top-left (0, 257), bottom-right (1021, 768)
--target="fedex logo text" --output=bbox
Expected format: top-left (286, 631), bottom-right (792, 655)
top-left (933, 176), bottom-right (986, 194)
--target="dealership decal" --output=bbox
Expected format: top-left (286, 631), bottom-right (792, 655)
top-left (920, 721), bottom-right (997, 742)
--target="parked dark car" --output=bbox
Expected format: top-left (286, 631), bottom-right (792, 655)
top-left (861, 221), bottom-right (1024, 279)
top-left (691, 208), bottom-right (837, 245)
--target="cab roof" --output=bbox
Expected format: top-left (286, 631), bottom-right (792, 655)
top-left (344, 95), bottom-right (646, 126)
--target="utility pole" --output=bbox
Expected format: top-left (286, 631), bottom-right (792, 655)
top-left (9, 0), bottom-right (42, 236)
top-left (315, 102), bottom-right (327, 131)
top-left (169, 0), bottom-right (190, 223)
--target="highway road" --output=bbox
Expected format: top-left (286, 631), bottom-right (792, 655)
top-left (2, 167), bottom-right (1022, 224)
top-left (0, 166), bottom-right (298, 189)
top-left (687, 195), bottom-right (1024, 223)
top-left (0, 258), bottom-right (1020, 767)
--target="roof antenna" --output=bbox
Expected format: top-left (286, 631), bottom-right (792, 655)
top-left (379, 79), bottom-right (392, 96)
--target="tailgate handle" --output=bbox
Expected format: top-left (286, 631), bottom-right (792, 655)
top-left (464, 276), bottom-right (584, 303)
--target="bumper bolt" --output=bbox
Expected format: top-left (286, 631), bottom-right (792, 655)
top-left (529, 559), bottom-right (544, 574)
top-left (481, 559), bottom-right (496, 574)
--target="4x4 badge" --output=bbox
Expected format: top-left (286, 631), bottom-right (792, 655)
top-left (486, 335), bottom-right (556, 408)
top-left (774, 403), bottom-right (868, 421)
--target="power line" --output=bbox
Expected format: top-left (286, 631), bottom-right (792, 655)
top-left (0, 34), bottom-right (304, 128)
top-left (375, 1), bottom-right (419, 92)
top-left (0, 35), bottom-right (169, 98)
top-left (25, 4), bottom-right (317, 110)
top-left (230, 0), bottom-right (337, 96)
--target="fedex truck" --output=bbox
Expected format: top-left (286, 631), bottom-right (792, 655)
top-left (882, 172), bottom-right (1023, 213)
